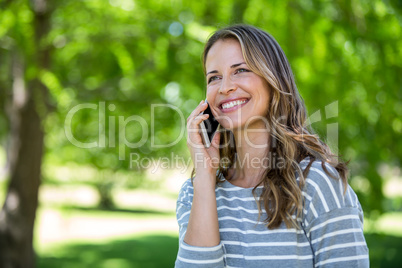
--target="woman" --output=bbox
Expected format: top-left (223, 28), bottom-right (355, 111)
top-left (175, 24), bottom-right (369, 267)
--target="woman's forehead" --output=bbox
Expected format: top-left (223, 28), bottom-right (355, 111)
top-left (205, 39), bottom-right (244, 70)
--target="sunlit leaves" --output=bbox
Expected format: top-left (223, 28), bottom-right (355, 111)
top-left (0, 0), bottom-right (400, 213)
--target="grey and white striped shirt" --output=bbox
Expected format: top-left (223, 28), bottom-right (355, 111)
top-left (175, 159), bottom-right (369, 267)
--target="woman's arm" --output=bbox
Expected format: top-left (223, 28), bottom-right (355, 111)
top-left (182, 100), bottom-right (222, 247)
top-left (301, 161), bottom-right (369, 267)
top-left (183, 173), bottom-right (220, 246)
top-left (306, 207), bottom-right (369, 267)
top-left (175, 178), bottom-right (225, 268)
top-left (174, 100), bottom-right (225, 267)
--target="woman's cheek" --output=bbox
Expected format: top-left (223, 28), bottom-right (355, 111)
top-left (207, 84), bottom-right (219, 97)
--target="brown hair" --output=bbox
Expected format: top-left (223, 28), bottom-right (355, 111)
top-left (196, 24), bottom-right (348, 229)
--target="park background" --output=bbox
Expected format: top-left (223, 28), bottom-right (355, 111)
top-left (0, 0), bottom-right (401, 267)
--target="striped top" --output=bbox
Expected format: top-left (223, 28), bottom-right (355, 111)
top-left (174, 159), bottom-right (369, 267)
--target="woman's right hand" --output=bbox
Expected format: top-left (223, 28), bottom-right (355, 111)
top-left (186, 100), bottom-right (221, 184)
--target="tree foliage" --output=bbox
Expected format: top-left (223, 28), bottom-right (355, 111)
top-left (0, 0), bottom-right (401, 232)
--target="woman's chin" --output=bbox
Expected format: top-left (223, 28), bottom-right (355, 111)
top-left (219, 118), bottom-right (268, 133)
top-left (218, 122), bottom-right (246, 132)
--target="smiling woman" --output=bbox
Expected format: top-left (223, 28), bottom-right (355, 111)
top-left (205, 39), bottom-right (270, 132)
top-left (175, 24), bottom-right (369, 267)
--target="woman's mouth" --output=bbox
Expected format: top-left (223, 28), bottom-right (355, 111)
top-left (219, 98), bottom-right (249, 112)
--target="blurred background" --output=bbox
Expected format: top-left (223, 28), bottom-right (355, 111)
top-left (0, 0), bottom-right (401, 267)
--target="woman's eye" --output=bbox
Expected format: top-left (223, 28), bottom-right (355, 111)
top-left (208, 76), bottom-right (220, 84)
top-left (235, 68), bottom-right (250, 74)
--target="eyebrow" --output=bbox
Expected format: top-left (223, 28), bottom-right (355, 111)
top-left (206, 62), bottom-right (246, 76)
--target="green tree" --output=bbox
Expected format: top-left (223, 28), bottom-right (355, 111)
top-left (0, 0), bottom-right (401, 266)
top-left (0, 0), bottom-right (53, 266)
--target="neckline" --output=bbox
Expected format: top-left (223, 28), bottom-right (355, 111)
top-left (221, 177), bottom-right (264, 190)
top-left (218, 156), bottom-right (313, 190)
top-left (219, 169), bottom-right (264, 190)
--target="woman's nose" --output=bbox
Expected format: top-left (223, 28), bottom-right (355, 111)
top-left (219, 77), bottom-right (237, 94)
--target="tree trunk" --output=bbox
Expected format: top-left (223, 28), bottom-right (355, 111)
top-left (0, 1), bottom-right (50, 267)
top-left (0, 79), bottom-right (44, 268)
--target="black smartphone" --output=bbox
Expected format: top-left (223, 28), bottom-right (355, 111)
top-left (200, 100), bottom-right (219, 148)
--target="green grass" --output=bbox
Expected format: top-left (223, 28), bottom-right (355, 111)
top-left (363, 212), bottom-right (402, 267)
top-left (365, 232), bottom-right (402, 268)
top-left (37, 232), bottom-right (179, 268)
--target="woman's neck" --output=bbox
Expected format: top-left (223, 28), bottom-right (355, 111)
top-left (229, 124), bottom-right (270, 188)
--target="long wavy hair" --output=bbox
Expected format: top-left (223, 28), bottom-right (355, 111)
top-left (196, 24), bottom-right (348, 229)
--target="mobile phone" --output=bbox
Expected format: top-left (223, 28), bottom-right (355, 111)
top-left (200, 100), bottom-right (219, 148)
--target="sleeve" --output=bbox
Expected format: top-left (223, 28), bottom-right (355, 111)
top-left (174, 179), bottom-right (225, 268)
top-left (300, 161), bottom-right (369, 267)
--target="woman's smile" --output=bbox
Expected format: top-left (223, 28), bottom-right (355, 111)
top-left (219, 97), bottom-right (249, 112)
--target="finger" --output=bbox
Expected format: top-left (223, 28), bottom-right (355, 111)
top-left (188, 113), bottom-right (209, 128)
top-left (189, 102), bottom-right (208, 120)
top-left (211, 130), bottom-right (221, 148)
top-left (187, 101), bottom-right (208, 121)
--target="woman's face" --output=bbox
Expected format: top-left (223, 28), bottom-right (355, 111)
top-left (205, 38), bottom-right (271, 131)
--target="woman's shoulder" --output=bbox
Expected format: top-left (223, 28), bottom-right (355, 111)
top-left (179, 177), bottom-right (193, 189)
top-left (177, 175), bottom-right (249, 204)
top-left (297, 158), bottom-right (364, 235)
top-left (177, 178), bottom-right (194, 204)
top-left (298, 158), bottom-right (361, 213)
top-left (298, 158), bottom-right (342, 188)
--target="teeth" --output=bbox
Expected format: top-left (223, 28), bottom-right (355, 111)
top-left (222, 100), bottom-right (246, 109)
